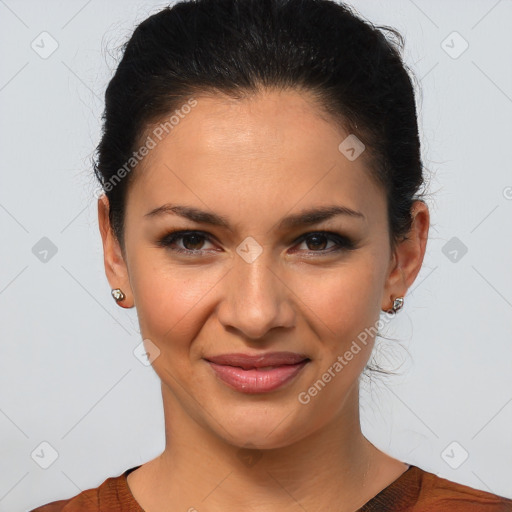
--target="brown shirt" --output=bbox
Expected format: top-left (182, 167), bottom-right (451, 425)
top-left (30, 464), bottom-right (512, 511)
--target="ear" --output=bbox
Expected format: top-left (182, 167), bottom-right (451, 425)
top-left (98, 194), bottom-right (134, 308)
top-left (381, 200), bottom-right (430, 311)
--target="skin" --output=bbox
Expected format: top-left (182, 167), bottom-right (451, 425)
top-left (98, 87), bottom-right (429, 512)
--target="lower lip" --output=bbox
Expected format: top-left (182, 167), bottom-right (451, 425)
top-left (207, 360), bottom-right (309, 393)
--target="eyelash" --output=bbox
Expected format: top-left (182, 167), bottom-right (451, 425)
top-left (156, 230), bottom-right (357, 256)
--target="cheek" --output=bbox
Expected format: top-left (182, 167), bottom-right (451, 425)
top-left (130, 250), bottom-right (223, 350)
top-left (291, 257), bottom-right (384, 340)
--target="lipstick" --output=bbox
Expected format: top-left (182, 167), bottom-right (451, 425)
top-left (205, 352), bottom-right (310, 393)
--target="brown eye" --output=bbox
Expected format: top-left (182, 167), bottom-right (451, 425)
top-left (157, 230), bottom-right (216, 254)
top-left (304, 234), bottom-right (330, 251)
top-left (293, 231), bottom-right (357, 254)
top-left (180, 233), bottom-right (206, 251)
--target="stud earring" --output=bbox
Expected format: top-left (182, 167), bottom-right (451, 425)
top-left (391, 296), bottom-right (404, 313)
top-left (111, 288), bottom-right (126, 302)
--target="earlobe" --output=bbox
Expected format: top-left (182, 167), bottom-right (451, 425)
top-left (97, 194), bottom-right (134, 308)
top-left (382, 295), bottom-right (405, 314)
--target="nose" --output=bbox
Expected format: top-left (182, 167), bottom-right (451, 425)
top-left (216, 250), bottom-right (295, 340)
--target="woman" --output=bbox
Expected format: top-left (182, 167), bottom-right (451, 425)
top-left (31, 0), bottom-right (512, 510)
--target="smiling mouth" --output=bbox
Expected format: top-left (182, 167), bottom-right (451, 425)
top-left (205, 359), bottom-right (310, 394)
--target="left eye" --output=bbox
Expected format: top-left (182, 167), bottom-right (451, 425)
top-left (291, 231), bottom-right (357, 254)
top-left (157, 230), bottom-right (356, 255)
top-left (295, 232), bottom-right (344, 252)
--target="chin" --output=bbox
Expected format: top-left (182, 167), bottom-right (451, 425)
top-left (212, 408), bottom-right (310, 451)
top-left (228, 431), bottom-right (298, 451)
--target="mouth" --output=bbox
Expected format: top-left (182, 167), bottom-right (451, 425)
top-left (204, 352), bottom-right (311, 393)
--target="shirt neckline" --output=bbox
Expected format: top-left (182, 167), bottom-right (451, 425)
top-left (355, 464), bottom-right (417, 510)
top-left (121, 462), bottom-right (416, 511)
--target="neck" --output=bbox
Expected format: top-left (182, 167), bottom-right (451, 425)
top-left (128, 380), bottom-right (404, 512)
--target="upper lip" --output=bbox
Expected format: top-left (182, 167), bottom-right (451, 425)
top-left (205, 351), bottom-right (310, 369)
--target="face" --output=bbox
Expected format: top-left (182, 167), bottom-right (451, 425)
top-left (99, 88), bottom-right (427, 449)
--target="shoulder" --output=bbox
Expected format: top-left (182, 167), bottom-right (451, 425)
top-left (413, 466), bottom-right (512, 511)
top-left (28, 466), bottom-right (142, 512)
top-left (29, 488), bottom-right (100, 512)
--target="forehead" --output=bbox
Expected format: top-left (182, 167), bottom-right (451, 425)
top-left (126, 89), bottom-right (385, 230)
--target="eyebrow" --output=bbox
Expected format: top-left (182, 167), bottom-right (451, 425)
top-left (144, 203), bottom-right (365, 231)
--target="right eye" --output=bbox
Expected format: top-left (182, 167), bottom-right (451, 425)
top-left (157, 230), bottom-right (218, 255)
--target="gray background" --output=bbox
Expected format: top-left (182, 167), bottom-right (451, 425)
top-left (1, 0), bottom-right (511, 510)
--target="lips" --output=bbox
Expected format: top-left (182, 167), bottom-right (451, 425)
top-left (205, 351), bottom-right (310, 369)
top-left (204, 352), bottom-right (311, 393)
